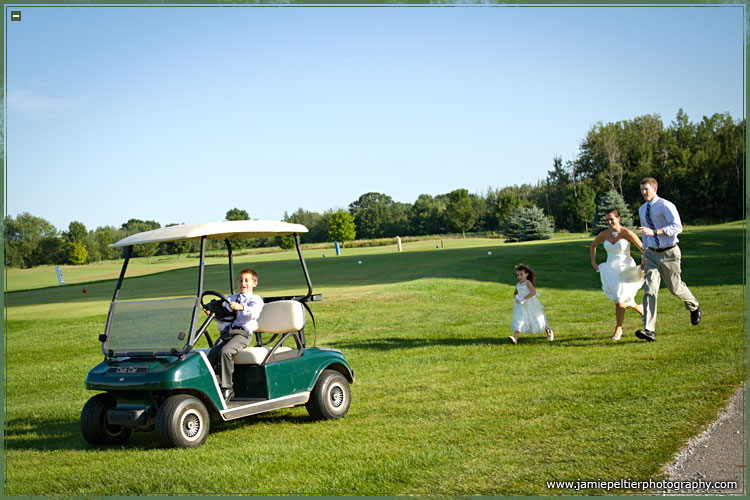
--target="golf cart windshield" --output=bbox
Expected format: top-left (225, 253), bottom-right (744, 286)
top-left (104, 297), bottom-right (199, 355)
top-left (102, 221), bottom-right (314, 356)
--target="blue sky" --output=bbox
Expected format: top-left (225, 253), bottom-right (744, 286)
top-left (3, 2), bottom-right (745, 232)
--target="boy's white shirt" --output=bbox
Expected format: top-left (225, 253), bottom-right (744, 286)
top-left (217, 292), bottom-right (264, 332)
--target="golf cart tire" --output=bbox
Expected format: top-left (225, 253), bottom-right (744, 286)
top-left (156, 394), bottom-right (210, 448)
top-left (80, 393), bottom-right (133, 446)
top-left (306, 369), bottom-right (351, 420)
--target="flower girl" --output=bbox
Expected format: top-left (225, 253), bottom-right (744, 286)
top-left (509, 264), bottom-right (554, 344)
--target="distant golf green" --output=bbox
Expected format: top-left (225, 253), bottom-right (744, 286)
top-left (3, 223), bottom-right (744, 495)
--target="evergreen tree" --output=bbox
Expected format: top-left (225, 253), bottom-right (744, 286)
top-left (592, 190), bottom-right (635, 234)
top-left (504, 206), bottom-right (554, 242)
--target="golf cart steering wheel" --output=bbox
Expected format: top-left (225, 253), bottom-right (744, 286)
top-left (200, 291), bottom-right (238, 323)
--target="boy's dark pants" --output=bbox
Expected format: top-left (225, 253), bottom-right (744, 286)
top-left (207, 328), bottom-right (250, 390)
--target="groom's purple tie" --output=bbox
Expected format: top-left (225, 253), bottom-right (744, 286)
top-left (646, 202), bottom-right (660, 248)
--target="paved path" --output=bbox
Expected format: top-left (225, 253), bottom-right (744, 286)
top-left (659, 383), bottom-right (745, 495)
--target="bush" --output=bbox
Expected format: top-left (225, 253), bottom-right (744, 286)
top-left (275, 235), bottom-right (295, 250)
top-left (504, 206), bottom-right (554, 242)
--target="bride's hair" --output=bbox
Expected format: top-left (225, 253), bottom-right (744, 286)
top-left (606, 208), bottom-right (621, 218)
top-left (514, 263), bottom-right (535, 285)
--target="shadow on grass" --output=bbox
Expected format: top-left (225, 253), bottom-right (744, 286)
top-left (329, 333), bottom-right (649, 350)
top-left (3, 417), bottom-right (160, 451)
top-left (6, 226), bottom-right (743, 309)
top-left (330, 336), bottom-right (510, 350)
top-left (4, 411), bottom-right (317, 452)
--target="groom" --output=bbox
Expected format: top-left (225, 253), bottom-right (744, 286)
top-left (635, 177), bottom-right (701, 342)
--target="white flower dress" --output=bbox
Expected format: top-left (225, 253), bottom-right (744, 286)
top-left (511, 281), bottom-right (550, 334)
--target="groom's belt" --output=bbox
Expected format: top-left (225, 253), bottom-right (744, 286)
top-left (648, 244), bottom-right (677, 253)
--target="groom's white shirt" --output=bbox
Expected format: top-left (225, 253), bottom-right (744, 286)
top-left (639, 194), bottom-right (682, 249)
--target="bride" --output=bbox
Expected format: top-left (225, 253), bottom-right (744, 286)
top-left (590, 208), bottom-right (645, 340)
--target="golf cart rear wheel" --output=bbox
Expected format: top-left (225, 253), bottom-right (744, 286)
top-left (80, 393), bottom-right (132, 446)
top-left (306, 369), bottom-right (351, 420)
top-left (156, 395), bottom-right (210, 448)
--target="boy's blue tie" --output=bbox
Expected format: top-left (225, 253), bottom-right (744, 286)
top-left (646, 202), bottom-right (660, 248)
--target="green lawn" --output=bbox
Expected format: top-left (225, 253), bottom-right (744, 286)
top-left (2, 223), bottom-right (745, 495)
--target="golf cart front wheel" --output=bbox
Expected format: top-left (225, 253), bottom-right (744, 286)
top-left (80, 393), bottom-right (132, 446)
top-left (306, 369), bottom-right (351, 420)
top-left (156, 395), bottom-right (210, 448)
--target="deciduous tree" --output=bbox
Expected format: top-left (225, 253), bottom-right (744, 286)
top-left (3, 212), bottom-right (58, 268)
top-left (349, 192), bottom-right (394, 239)
top-left (327, 211), bottom-right (356, 245)
top-left (446, 189), bottom-right (476, 238)
top-left (121, 219), bottom-right (161, 263)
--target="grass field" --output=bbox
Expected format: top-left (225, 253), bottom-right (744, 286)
top-left (2, 223), bottom-right (745, 495)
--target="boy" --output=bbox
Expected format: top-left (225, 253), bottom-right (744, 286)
top-left (207, 268), bottom-right (264, 401)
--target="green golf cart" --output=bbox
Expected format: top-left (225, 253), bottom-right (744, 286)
top-left (80, 221), bottom-right (354, 448)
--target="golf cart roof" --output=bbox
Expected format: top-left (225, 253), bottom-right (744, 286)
top-left (110, 220), bottom-right (308, 247)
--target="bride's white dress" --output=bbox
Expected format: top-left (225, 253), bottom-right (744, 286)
top-left (599, 239), bottom-right (644, 307)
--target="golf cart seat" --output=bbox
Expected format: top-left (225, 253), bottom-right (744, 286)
top-left (234, 300), bottom-right (305, 365)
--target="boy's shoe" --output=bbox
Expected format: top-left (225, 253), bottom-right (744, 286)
top-left (222, 388), bottom-right (235, 401)
top-left (508, 336), bottom-right (517, 345)
top-left (691, 304), bottom-right (702, 325)
top-left (547, 329), bottom-right (554, 341)
top-left (635, 329), bottom-right (656, 342)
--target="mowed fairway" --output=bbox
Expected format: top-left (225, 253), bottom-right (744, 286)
top-left (3, 223), bottom-right (744, 495)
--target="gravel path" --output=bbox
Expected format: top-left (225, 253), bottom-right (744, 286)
top-left (658, 383), bottom-right (745, 496)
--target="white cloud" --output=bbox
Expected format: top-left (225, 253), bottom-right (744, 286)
top-left (7, 89), bottom-right (82, 118)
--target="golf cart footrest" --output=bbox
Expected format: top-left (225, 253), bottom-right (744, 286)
top-left (107, 408), bottom-right (147, 427)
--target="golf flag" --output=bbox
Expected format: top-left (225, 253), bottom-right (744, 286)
top-left (55, 266), bottom-right (64, 285)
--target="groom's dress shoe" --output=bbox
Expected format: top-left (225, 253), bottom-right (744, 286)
top-left (222, 388), bottom-right (234, 401)
top-left (691, 305), bottom-right (702, 325)
top-left (635, 329), bottom-right (656, 342)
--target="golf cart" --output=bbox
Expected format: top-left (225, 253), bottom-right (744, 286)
top-left (80, 221), bottom-right (354, 448)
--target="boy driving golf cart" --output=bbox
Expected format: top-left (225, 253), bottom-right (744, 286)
top-left (205, 268), bottom-right (263, 402)
top-left (81, 221), bottom-right (354, 448)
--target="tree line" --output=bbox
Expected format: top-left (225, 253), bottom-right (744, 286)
top-left (3, 109), bottom-right (743, 268)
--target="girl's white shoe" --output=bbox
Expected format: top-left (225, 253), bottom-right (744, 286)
top-left (508, 335), bottom-right (518, 345)
top-left (547, 329), bottom-right (554, 341)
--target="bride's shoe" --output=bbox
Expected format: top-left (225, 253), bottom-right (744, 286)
top-left (612, 327), bottom-right (623, 341)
